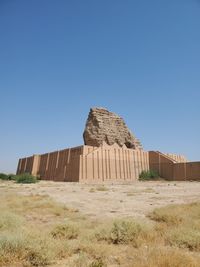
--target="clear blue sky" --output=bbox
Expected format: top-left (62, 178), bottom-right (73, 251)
top-left (0, 0), bottom-right (200, 173)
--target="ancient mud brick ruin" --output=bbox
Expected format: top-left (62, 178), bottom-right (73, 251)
top-left (83, 107), bottom-right (142, 149)
top-left (17, 108), bottom-right (200, 182)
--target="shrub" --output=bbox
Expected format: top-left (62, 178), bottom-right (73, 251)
top-left (51, 223), bottom-right (79, 240)
top-left (95, 220), bottom-right (149, 246)
top-left (0, 173), bottom-right (16, 180)
top-left (15, 173), bottom-right (38, 184)
top-left (7, 174), bottom-right (16, 180)
top-left (110, 220), bottom-right (143, 244)
top-left (0, 173), bottom-right (9, 180)
top-left (139, 170), bottom-right (158, 180)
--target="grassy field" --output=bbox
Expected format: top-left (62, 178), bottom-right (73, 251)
top-left (0, 182), bottom-right (200, 267)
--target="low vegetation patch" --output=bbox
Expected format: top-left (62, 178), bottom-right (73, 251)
top-left (0, 232), bottom-right (52, 266)
top-left (51, 223), bottom-right (79, 240)
top-left (109, 220), bottom-right (144, 245)
top-left (139, 170), bottom-right (159, 180)
top-left (149, 202), bottom-right (200, 252)
top-left (128, 246), bottom-right (199, 267)
top-left (149, 202), bottom-right (200, 226)
top-left (0, 173), bottom-right (13, 181)
top-left (0, 193), bottom-right (83, 267)
top-left (0, 211), bottom-right (23, 231)
top-left (95, 219), bottom-right (153, 247)
top-left (149, 205), bottom-right (183, 225)
top-left (0, 172), bottom-right (38, 184)
top-left (89, 188), bottom-right (96, 193)
top-left (96, 185), bottom-right (109, 191)
top-left (15, 173), bottom-right (38, 184)
top-left (89, 258), bottom-right (105, 267)
top-left (167, 227), bottom-right (200, 251)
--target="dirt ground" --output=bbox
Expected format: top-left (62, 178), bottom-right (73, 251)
top-left (1, 180), bottom-right (200, 221)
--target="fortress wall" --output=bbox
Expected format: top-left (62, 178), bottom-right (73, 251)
top-left (163, 153), bottom-right (187, 163)
top-left (149, 151), bottom-right (174, 180)
top-left (17, 146), bottom-right (199, 182)
top-left (17, 145), bottom-right (149, 182)
top-left (174, 162), bottom-right (200, 181)
top-left (185, 162), bottom-right (200, 180)
top-left (37, 146), bottom-right (82, 182)
top-left (79, 145), bottom-right (149, 183)
top-left (16, 156), bottom-right (34, 175)
top-left (149, 151), bottom-right (200, 181)
top-left (38, 153), bottom-right (48, 179)
top-left (17, 147), bottom-right (82, 182)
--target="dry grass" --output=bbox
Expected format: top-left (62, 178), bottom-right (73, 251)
top-left (0, 193), bottom-right (85, 267)
top-left (51, 223), bottom-right (80, 240)
top-left (89, 186), bottom-right (109, 193)
top-left (95, 219), bottom-right (154, 247)
top-left (149, 202), bottom-right (200, 225)
top-left (126, 188), bottom-right (156, 196)
top-left (149, 202), bottom-right (200, 252)
top-left (96, 185), bottom-right (109, 191)
top-left (127, 246), bottom-right (199, 267)
top-left (89, 188), bottom-right (96, 193)
top-left (1, 185), bottom-right (200, 267)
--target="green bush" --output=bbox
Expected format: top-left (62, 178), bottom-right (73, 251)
top-left (0, 173), bottom-right (16, 181)
top-left (0, 173), bottom-right (9, 180)
top-left (8, 174), bottom-right (16, 180)
top-left (139, 170), bottom-right (158, 180)
top-left (15, 173), bottom-right (38, 184)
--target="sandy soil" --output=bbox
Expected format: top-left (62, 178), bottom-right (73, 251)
top-left (1, 180), bottom-right (200, 220)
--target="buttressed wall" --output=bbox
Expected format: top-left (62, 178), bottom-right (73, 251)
top-left (149, 151), bottom-right (200, 181)
top-left (17, 144), bottom-right (149, 183)
top-left (17, 144), bottom-right (191, 182)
